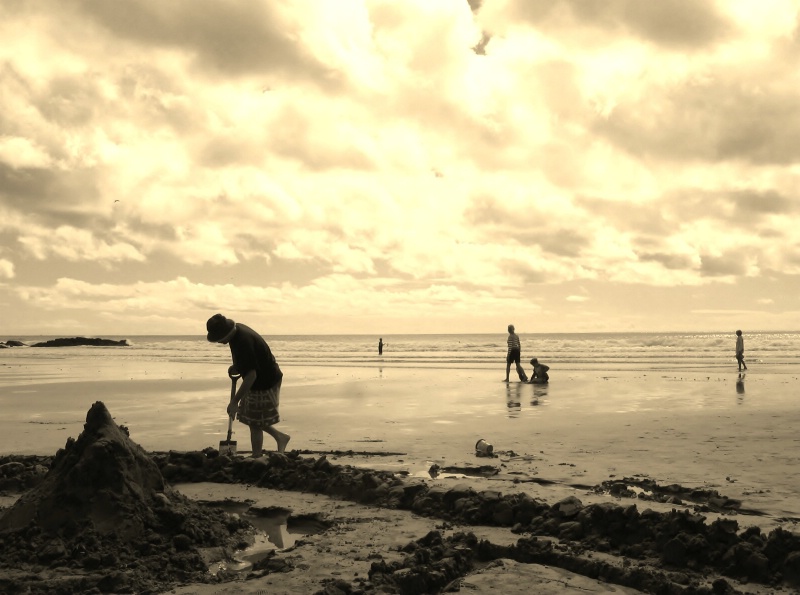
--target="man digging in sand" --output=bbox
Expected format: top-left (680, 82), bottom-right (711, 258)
top-left (207, 314), bottom-right (290, 456)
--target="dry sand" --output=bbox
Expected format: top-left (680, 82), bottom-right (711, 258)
top-left (1, 362), bottom-right (799, 593)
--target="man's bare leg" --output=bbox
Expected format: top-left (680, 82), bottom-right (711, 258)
top-left (516, 363), bottom-right (526, 379)
top-left (249, 425), bottom-right (264, 458)
top-left (265, 425), bottom-right (291, 453)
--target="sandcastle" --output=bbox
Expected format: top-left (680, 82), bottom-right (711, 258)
top-left (0, 401), bottom-right (249, 594)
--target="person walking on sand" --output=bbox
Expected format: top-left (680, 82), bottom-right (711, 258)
top-left (207, 314), bottom-right (290, 457)
top-left (504, 324), bottom-right (527, 382)
top-left (735, 330), bottom-right (747, 371)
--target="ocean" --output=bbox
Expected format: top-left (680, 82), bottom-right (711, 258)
top-left (4, 329), bottom-right (800, 527)
top-left (3, 331), bottom-right (799, 372)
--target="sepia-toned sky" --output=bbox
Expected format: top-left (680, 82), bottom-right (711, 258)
top-left (2, 0), bottom-right (800, 336)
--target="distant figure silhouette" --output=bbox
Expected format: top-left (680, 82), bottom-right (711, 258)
top-left (378, 338), bottom-right (383, 355)
top-left (735, 330), bottom-right (747, 371)
top-left (504, 324), bottom-right (527, 382)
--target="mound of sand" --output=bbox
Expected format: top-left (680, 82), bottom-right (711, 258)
top-left (0, 401), bottom-right (250, 594)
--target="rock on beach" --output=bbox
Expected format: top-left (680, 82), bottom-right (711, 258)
top-left (0, 340), bottom-right (25, 348)
top-left (30, 337), bottom-right (129, 347)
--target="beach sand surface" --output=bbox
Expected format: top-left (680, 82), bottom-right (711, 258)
top-left (166, 482), bottom-right (650, 595)
top-left (2, 361), bottom-right (798, 528)
top-left (1, 357), bottom-right (798, 593)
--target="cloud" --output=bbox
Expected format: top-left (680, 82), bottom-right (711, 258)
top-left (14, 273), bottom-right (542, 335)
top-left (482, 0), bottom-right (734, 49)
top-left (19, 225), bottom-right (146, 264)
top-left (0, 137), bottom-right (52, 169)
top-left (699, 253), bottom-right (750, 278)
top-left (1, 1), bottom-right (800, 333)
top-left (637, 251), bottom-right (697, 272)
top-left (0, 258), bottom-right (14, 279)
top-left (729, 189), bottom-right (794, 217)
top-left (0, 163), bottom-right (101, 222)
top-left (595, 77), bottom-right (800, 165)
top-left (74, 0), bottom-right (338, 84)
top-left (16, 276), bottom-right (280, 314)
top-left (266, 104), bottom-right (379, 171)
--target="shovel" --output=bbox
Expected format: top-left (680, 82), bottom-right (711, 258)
top-left (219, 369), bottom-right (241, 456)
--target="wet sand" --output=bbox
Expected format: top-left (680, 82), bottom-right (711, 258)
top-left (0, 362), bottom-right (800, 519)
top-left (2, 361), bottom-right (799, 528)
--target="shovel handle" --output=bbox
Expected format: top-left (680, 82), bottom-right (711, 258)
top-left (226, 414), bottom-right (234, 442)
top-left (229, 374), bottom-right (239, 398)
top-left (226, 374), bottom-right (239, 441)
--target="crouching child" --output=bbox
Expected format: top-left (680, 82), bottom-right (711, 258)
top-left (529, 358), bottom-right (550, 384)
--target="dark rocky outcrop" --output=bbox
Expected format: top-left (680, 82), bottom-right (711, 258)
top-left (30, 337), bottom-right (129, 347)
top-left (0, 341), bottom-right (26, 348)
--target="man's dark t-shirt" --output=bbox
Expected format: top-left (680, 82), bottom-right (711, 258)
top-left (228, 324), bottom-right (283, 390)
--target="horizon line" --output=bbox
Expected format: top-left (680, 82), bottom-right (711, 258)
top-left (6, 329), bottom-right (799, 338)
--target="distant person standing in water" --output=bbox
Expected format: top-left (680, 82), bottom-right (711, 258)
top-left (504, 324), bottom-right (527, 382)
top-left (735, 330), bottom-right (747, 371)
top-left (206, 314), bottom-right (290, 457)
top-left (378, 338), bottom-right (383, 355)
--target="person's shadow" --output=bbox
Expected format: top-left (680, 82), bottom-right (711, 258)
top-left (736, 373), bottom-right (745, 402)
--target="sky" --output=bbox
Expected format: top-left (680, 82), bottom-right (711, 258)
top-left (2, 0), bottom-right (800, 337)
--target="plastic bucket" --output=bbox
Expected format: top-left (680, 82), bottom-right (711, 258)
top-left (475, 439), bottom-right (493, 456)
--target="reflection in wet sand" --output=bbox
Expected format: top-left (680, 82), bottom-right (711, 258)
top-left (505, 382), bottom-right (553, 416)
top-left (532, 383), bottom-right (549, 399)
top-left (736, 372), bottom-right (745, 403)
top-left (506, 382), bottom-right (522, 417)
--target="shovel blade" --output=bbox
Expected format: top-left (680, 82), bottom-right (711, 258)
top-left (219, 440), bottom-right (237, 456)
